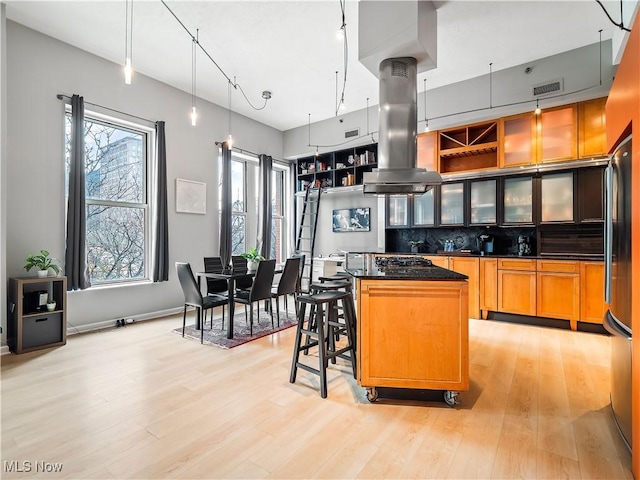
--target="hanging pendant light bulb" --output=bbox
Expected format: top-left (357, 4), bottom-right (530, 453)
top-left (227, 79), bottom-right (233, 148)
top-left (124, 0), bottom-right (134, 84)
top-left (190, 31), bottom-right (198, 126)
top-left (534, 99), bottom-right (541, 115)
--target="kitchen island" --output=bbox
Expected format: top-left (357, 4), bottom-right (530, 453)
top-left (345, 254), bottom-right (469, 404)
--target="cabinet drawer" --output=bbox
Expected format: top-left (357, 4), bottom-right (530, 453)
top-left (537, 260), bottom-right (579, 273)
top-left (22, 313), bottom-right (64, 350)
top-left (497, 258), bottom-right (536, 271)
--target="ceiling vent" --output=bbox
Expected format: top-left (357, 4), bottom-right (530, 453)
top-left (345, 128), bottom-right (359, 139)
top-left (533, 78), bottom-right (564, 97)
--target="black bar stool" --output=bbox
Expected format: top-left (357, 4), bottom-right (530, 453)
top-left (290, 290), bottom-right (357, 398)
top-left (318, 272), bottom-right (351, 283)
top-left (306, 280), bottom-right (354, 358)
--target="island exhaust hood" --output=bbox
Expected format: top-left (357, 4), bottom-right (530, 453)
top-left (359, 1), bottom-right (442, 195)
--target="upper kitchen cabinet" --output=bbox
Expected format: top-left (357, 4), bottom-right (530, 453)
top-left (386, 189), bottom-right (436, 228)
top-left (540, 171), bottom-right (574, 223)
top-left (577, 166), bottom-right (605, 223)
top-left (469, 179), bottom-right (497, 226)
top-left (386, 195), bottom-right (410, 228)
top-left (440, 181), bottom-right (466, 225)
top-left (413, 189), bottom-right (436, 226)
top-left (502, 175), bottom-right (534, 225)
top-left (438, 121), bottom-right (499, 174)
top-left (417, 131), bottom-right (438, 172)
top-left (578, 97), bottom-right (607, 159)
top-left (538, 104), bottom-right (578, 163)
top-left (499, 113), bottom-right (537, 167)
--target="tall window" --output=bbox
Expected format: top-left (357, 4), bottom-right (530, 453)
top-left (65, 112), bottom-right (151, 284)
top-left (220, 151), bottom-right (290, 260)
top-left (271, 169), bottom-right (285, 263)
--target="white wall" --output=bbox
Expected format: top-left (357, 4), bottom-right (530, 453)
top-left (4, 21), bottom-right (283, 333)
top-left (1, 6), bottom-right (8, 347)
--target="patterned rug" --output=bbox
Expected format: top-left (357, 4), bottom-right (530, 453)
top-left (173, 308), bottom-right (298, 349)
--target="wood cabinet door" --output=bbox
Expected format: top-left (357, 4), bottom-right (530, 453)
top-left (417, 131), bottom-right (438, 171)
top-left (579, 261), bottom-right (606, 324)
top-left (479, 258), bottom-right (498, 318)
top-left (536, 271), bottom-right (580, 328)
top-left (497, 270), bottom-right (536, 315)
top-left (449, 257), bottom-right (480, 319)
top-left (538, 105), bottom-right (578, 163)
top-left (578, 97), bottom-right (607, 159)
top-left (500, 113), bottom-right (537, 167)
top-left (425, 255), bottom-right (449, 269)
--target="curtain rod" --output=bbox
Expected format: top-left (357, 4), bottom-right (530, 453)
top-left (214, 141), bottom-right (290, 165)
top-left (56, 94), bottom-right (157, 125)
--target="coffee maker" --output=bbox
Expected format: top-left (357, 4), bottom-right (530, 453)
top-left (477, 234), bottom-right (494, 255)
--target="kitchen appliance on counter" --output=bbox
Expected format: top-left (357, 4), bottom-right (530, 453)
top-left (477, 234), bottom-right (494, 255)
top-left (604, 134), bottom-right (633, 452)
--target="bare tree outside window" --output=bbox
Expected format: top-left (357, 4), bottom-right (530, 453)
top-left (65, 114), bottom-right (147, 283)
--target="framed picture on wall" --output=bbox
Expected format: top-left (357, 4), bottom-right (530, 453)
top-left (176, 178), bottom-right (206, 214)
top-left (332, 207), bottom-right (370, 232)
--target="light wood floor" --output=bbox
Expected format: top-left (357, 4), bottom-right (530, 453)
top-left (1, 311), bottom-right (633, 479)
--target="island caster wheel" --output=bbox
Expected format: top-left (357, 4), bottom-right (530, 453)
top-left (366, 387), bottom-right (379, 403)
top-left (443, 390), bottom-right (459, 407)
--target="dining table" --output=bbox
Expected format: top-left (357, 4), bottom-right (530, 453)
top-left (195, 265), bottom-right (283, 339)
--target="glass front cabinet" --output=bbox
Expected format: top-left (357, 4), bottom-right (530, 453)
top-left (469, 179), bottom-right (497, 225)
top-left (386, 190), bottom-right (436, 228)
top-left (502, 176), bottom-right (534, 225)
top-left (440, 182), bottom-right (465, 226)
top-left (540, 171), bottom-right (574, 222)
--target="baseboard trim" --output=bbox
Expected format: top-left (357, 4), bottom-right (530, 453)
top-left (66, 307), bottom-right (183, 336)
top-left (0, 345), bottom-right (10, 356)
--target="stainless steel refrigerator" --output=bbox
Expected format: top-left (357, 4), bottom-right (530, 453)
top-left (604, 134), bottom-right (633, 451)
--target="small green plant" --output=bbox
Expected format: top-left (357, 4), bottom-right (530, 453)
top-left (241, 247), bottom-right (265, 262)
top-left (24, 250), bottom-right (61, 274)
top-left (408, 240), bottom-right (423, 246)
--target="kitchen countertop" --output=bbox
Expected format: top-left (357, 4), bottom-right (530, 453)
top-left (345, 263), bottom-right (468, 281)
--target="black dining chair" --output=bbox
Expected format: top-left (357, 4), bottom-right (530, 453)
top-left (234, 259), bottom-right (276, 335)
top-left (203, 257), bottom-right (229, 328)
top-left (271, 256), bottom-right (301, 325)
top-left (232, 255), bottom-right (254, 291)
top-left (291, 253), bottom-right (306, 293)
top-left (176, 262), bottom-right (228, 344)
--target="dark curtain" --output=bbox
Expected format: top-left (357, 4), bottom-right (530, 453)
top-left (219, 141), bottom-right (232, 268)
top-left (153, 121), bottom-right (169, 282)
top-left (65, 94), bottom-right (91, 290)
top-left (256, 154), bottom-right (273, 259)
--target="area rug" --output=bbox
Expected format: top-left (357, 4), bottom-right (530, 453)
top-left (173, 309), bottom-right (298, 349)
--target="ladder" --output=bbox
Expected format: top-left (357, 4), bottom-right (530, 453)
top-left (295, 187), bottom-right (322, 293)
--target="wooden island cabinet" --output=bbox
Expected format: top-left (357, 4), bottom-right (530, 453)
top-left (349, 258), bottom-right (469, 404)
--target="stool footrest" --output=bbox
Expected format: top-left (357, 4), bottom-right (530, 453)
top-left (295, 363), bottom-right (321, 376)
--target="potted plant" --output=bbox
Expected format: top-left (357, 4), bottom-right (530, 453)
top-left (408, 240), bottom-right (423, 254)
top-left (46, 300), bottom-right (57, 312)
top-left (24, 250), bottom-right (61, 278)
top-left (242, 247), bottom-right (265, 270)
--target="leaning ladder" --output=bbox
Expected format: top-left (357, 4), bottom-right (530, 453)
top-left (295, 187), bottom-right (322, 293)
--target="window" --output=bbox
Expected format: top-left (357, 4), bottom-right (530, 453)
top-left (219, 150), bottom-right (290, 261)
top-left (65, 112), bottom-right (152, 284)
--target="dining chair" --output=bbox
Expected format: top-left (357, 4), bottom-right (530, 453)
top-left (231, 255), bottom-right (254, 291)
top-left (203, 257), bottom-right (229, 328)
top-left (290, 253), bottom-right (306, 293)
top-left (271, 256), bottom-right (301, 325)
top-left (234, 259), bottom-right (276, 335)
top-left (175, 262), bottom-right (228, 344)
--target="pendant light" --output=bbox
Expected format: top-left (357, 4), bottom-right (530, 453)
top-left (124, 0), bottom-right (133, 84)
top-left (227, 80), bottom-right (233, 148)
top-left (190, 30), bottom-right (198, 126)
top-left (534, 99), bottom-right (541, 115)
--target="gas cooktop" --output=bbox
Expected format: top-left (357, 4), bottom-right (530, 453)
top-left (375, 256), bottom-right (434, 271)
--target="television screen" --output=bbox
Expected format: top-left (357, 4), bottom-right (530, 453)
top-left (332, 208), bottom-right (370, 232)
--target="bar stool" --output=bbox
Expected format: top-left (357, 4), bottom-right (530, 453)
top-left (290, 290), bottom-right (357, 398)
top-left (318, 272), bottom-right (351, 283)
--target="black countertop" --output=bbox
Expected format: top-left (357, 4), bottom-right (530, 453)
top-left (345, 264), bottom-right (468, 281)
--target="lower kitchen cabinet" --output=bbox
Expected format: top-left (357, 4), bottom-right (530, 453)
top-left (536, 260), bottom-right (580, 330)
top-left (449, 256), bottom-right (480, 319)
top-left (579, 261), bottom-right (607, 323)
top-left (479, 258), bottom-right (498, 319)
top-left (497, 258), bottom-right (537, 316)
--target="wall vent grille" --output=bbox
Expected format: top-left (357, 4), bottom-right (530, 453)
top-left (533, 78), bottom-right (564, 97)
top-left (345, 128), bottom-right (359, 139)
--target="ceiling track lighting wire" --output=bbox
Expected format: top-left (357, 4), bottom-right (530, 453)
top-left (160, 0), bottom-right (271, 111)
top-left (124, 0), bottom-right (133, 84)
top-left (489, 62), bottom-right (493, 109)
top-left (599, 29), bottom-right (603, 86)
top-left (334, 0), bottom-right (348, 116)
top-left (595, 0), bottom-right (631, 32)
top-left (191, 29), bottom-right (198, 126)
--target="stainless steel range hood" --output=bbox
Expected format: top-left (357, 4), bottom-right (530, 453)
top-left (363, 57), bottom-right (442, 195)
top-left (359, 1), bottom-right (442, 195)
